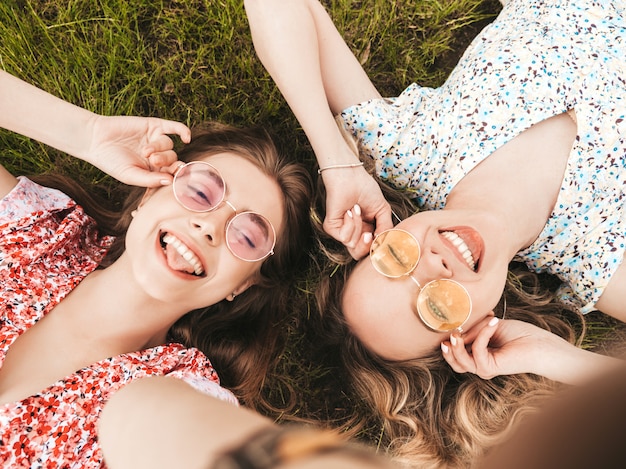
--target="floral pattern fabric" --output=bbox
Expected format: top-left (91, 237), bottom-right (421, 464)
top-left (0, 177), bottom-right (237, 468)
top-left (338, 0), bottom-right (626, 312)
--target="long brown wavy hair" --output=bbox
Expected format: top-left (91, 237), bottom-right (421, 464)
top-left (31, 121), bottom-right (313, 409)
top-left (305, 158), bottom-right (584, 468)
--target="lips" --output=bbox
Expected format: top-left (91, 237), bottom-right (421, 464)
top-left (160, 232), bottom-right (205, 276)
top-left (440, 227), bottom-right (483, 271)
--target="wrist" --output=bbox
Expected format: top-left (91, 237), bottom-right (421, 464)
top-left (308, 122), bottom-right (361, 168)
top-left (317, 161), bottom-right (364, 174)
top-left (531, 333), bottom-right (618, 385)
top-left (69, 112), bottom-right (100, 163)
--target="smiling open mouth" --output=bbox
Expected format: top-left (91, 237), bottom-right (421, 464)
top-left (440, 229), bottom-right (483, 271)
top-left (160, 232), bottom-right (205, 277)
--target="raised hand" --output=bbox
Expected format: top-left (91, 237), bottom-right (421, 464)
top-left (441, 317), bottom-right (558, 379)
top-left (441, 316), bottom-right (624, 384)
top-left (84, 115), bottom-right (191, 187)
top-left (321, 163), bottom-right (393, 259)
top-left (1, 70), bottom-right (192, 188)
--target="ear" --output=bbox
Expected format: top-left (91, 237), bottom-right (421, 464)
top-left (226, 277), bottom-right (258, 301)
top-left (137, 187), bottom-right (158, 209)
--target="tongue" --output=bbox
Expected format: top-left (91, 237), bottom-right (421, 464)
top-left (454, 228), bottom-right (483, 262)
top-left (166, 244), bottom-right (195, 275)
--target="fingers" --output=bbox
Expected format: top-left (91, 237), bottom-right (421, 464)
top-left (441, 317), bottom-right (500, 378)
top-left (127, 156), bottom-right (184, 188)
top-left (142, 134), bottom-right (175, 157)
top-left (325, 204), bottom-right (375, 260)
top-left (346, 233), bottom-right (372, 260)
top-left (372, 200), bottom-right (394, 236)
top-left (163, 160), bottom-right (186, 174)
top-left (467, 317), bottom-right (500, 377)
top-left (119, 166), bottom-right (172, 188)
top-left (154, 118), bottom-right (192, 144)
top-left (458, 314), bottom-right (498, 344)
top-left (140, 131), bottom-right (188, 186)
top-left (337, 204), bottom-right (365, 248)
top-left (145, 150), bottom-right (179, 170)
top-left (441, 333), bottom-right (475, 374)
top-left (143, 118), bottom-right (191, 163)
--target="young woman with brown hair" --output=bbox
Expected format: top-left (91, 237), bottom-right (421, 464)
top-left (0, 70), bottom-right (312, 467)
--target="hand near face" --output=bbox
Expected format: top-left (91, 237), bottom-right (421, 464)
top-left (84, 115), bottom-right (191, 187)
top-left (321, 163), bottom-right (393, 260)
top-left (441, 317), bottom-right (560, 379)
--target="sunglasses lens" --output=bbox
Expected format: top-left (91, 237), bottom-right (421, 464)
top-left (370, 229), bottom-right (421, 278)
top-left (174, 162), bottom-right (225, 212)
top-left (226, 212), bottom-right (276, 262)
top-left (416, 279), bottom-right (472, 332)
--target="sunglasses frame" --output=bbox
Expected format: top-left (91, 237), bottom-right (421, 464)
top-left (172, 161), bottom-right (276, 262)
top-left (369, 228), bottom-right (472, 333)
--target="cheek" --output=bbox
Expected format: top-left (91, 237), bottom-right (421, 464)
top-left (123, 216), bottom-right (147, 253)
top-left (125, 209), bottom-right (161, 249)
top-left (214, 259), bottom-right (260, 290)
top-left (467, 275), bottom-right (507, 320)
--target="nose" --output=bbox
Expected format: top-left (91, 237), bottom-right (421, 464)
top-left (415, 248), bottom-right (453, 283)
top-left (190, 202), bottom-right (236, 244)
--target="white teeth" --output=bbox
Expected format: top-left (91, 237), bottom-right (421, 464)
top-left (441, 231), bottom-right (475, 270)
top-left (162, 233), bottom-right (204, 276)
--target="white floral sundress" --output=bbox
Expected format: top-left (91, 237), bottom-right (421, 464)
top-left (338, 0), bottom-right (626, 313)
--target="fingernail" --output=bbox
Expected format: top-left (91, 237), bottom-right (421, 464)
top-left (353, 204), bottom-right (362, 216)
top-left (488, 317), bottom-right (499, 327)
top-left (363, 232), bottom-right (373, 244)
top-left (160, 179), bottom-right (171, 186)
top-left (441, 343), bottom-right (449, 354)
top-left (347, 210), bottom-right (353, 219)
top-left (450, 335), bottom-right (457, 346)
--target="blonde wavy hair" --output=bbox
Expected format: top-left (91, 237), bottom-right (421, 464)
top-left (307, 160), bottom-right (584, 468)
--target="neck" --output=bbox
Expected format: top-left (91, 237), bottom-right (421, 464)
top-left (63, 264), bottom-right (184, 354)
top-left (447, 112), bottom-right (575, 253)
top-left (446, 177), bottom-right (549, 255)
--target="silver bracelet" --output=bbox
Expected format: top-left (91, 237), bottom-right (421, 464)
top-left (317, 161), bottom-right (364, 175)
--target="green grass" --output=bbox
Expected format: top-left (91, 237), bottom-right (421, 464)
top-left (0, 0), bottom-right (499, 194)
top-left (0, 0), bottom-right (295, 198)
top-left (2, 0), bottom-right (623, 442)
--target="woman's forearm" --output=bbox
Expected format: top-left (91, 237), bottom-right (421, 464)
top-left (0, 70), bottom-right (96, 160)
top-left (533, 335), bottom-right (623, 385)
top-left (99, 377), bottom-right (269, 469)
top-left (244, 0), bottom-right (358, 166)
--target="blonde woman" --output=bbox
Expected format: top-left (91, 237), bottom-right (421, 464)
top-left (245, 0), bottom-right (625, 466)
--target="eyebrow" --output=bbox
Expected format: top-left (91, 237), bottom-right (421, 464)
top-left (246, 212), bottom-right (270, 239)
top-left (216, 169), bottom-right (271, 238)
top-left (197, 167), bottom-right (224, 190)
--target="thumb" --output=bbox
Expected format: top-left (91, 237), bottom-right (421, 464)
top-left (322, 213), bottom-right (347, 243)
top-left (462, 315), bottom-right (498, 343)
top-left (372, 203), bottom-right (394, 236)
top-left (347, 235), bottom-right (371, 260)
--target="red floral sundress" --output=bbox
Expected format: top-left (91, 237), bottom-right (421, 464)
top-left (0, 177), bottom-right (237, 468)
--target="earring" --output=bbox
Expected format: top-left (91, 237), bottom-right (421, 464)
top-left (229, 292), bottom-right (237, 301)
top-left (131, 209), bottom-right (138, 218)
